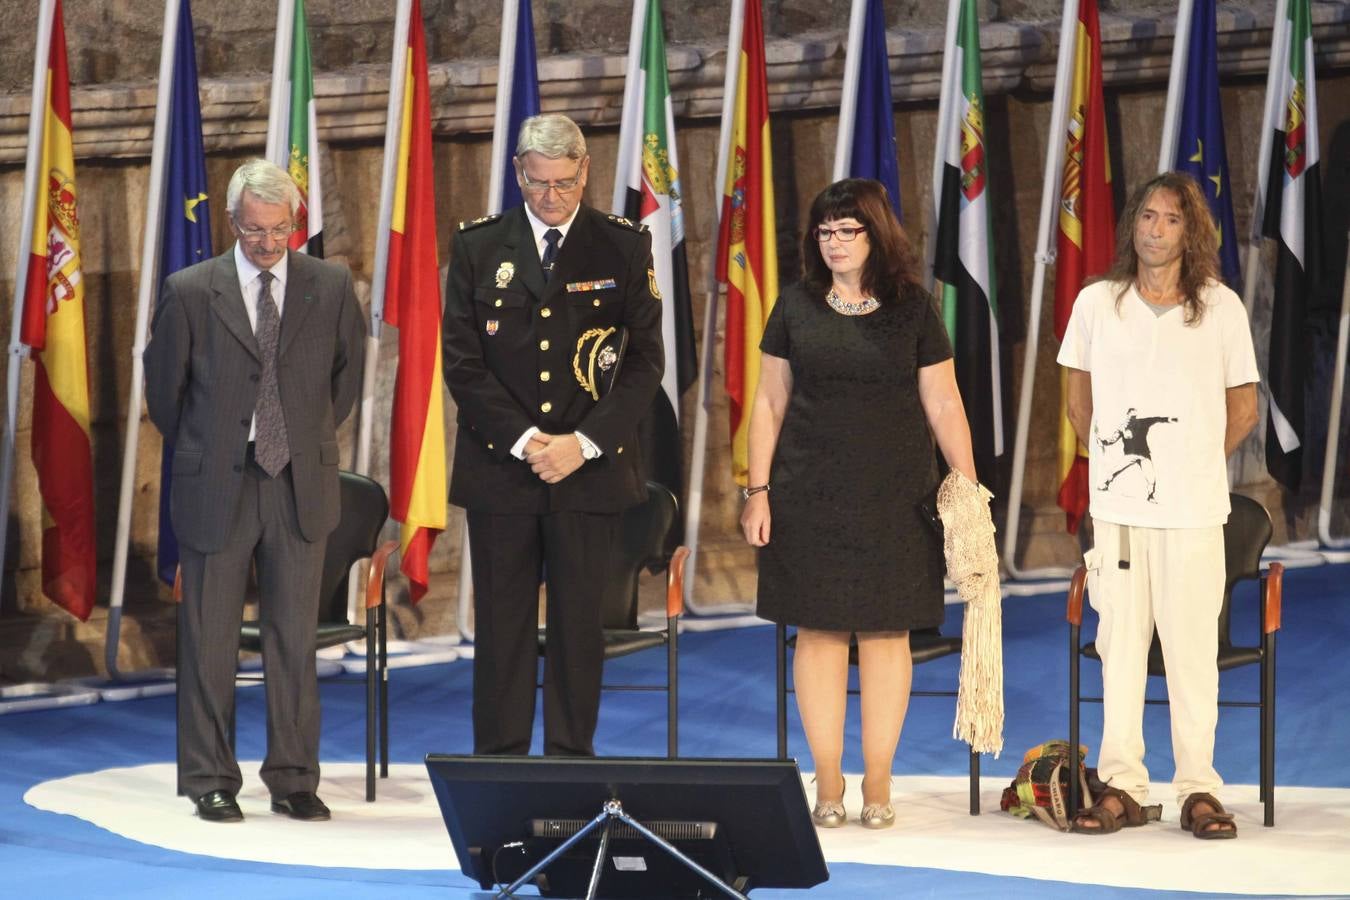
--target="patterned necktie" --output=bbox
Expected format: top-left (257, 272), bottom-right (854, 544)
top-left (541, 228), bottom-right (562, 280)
top-left (253, 271), bottom-right (290, 476)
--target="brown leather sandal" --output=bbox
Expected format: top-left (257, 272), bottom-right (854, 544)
top-left (1071, 785), bottom-right (1163, 835)
top-left (1179, 792), bottom-right (1237, 840)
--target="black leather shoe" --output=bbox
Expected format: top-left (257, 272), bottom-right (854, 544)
top-left (270, 791), bottom-right (331, 821)
top-left (195, 790), bottom-right (243, 823)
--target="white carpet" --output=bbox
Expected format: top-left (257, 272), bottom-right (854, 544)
top-left (25, 764), bottom-right (1350, 895)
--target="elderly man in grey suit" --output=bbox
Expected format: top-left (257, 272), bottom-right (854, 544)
top-left (146, 159), bottom-right (365, 823)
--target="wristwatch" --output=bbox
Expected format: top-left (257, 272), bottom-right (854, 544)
top-left (577, 432), bottom-right (600, 460)
top-left (741, 484), bottom-right (770, 500)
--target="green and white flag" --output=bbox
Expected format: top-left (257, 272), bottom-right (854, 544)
top-left (932, 0), bottom-right (1002, 485)
top-left (613, 0), bottom-right (696, 508)
top-left (1260, 0), bottom-right (1321, 490)
top-left (267, 0), bottom-right (324, 256)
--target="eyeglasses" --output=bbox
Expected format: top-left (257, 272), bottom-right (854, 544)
top-left (519, 172), bottom-right (584, 195)
top-left (813, 225), bottom-right (867, 243)
top-left (236, 224), bottom-right (295, 242)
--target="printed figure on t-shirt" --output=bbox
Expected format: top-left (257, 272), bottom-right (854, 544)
top-left (1094, 407), bottom-right (1178, 502)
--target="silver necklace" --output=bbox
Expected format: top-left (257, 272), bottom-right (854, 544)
top-left (826, 287), bottom-right (880, 316)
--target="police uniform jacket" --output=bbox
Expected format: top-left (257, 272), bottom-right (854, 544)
top-left (442, 203), bottom-right (664, 515)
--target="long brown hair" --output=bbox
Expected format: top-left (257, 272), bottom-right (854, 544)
top-left (801, 178), bottom-right (920, 304)
top-left (1096, 171), bottom-right (1220, 325)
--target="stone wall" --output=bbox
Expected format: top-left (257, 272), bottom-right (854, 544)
top-left (1, 1), bottom-right (1349, 680)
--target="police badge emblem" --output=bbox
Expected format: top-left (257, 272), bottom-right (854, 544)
top-left (647, 267), bottom-right (661, 300)
top-left (486, 320), bottom-right (499, 335)
top-left (494, 261), bottom-right (515, 288)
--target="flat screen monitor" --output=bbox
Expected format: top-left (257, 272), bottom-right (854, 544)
top-left (425, 755), bottom-right (828, 898)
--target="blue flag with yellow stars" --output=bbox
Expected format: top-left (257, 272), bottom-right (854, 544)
top-left (156, 0), bottom-right (213, 586)
top-left (498, 0), bottom-right (541, 212)
top-left (846, 0), bottom-right (902, 221)
top-left (1174, 0), bottom-right (1241, 288)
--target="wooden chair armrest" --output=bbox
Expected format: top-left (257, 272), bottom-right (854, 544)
top-left (1067, 565), bottom-right (1087, 626)
top-left (1263, 561), bottom-right (1283, 634)
top-left (666, 546), bottom-right (690, 618)
top-left (365, 540), bottom-right (401, 609)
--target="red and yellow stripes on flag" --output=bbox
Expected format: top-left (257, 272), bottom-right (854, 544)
top-left (716, 0), bottom-right (778, 486)
top-left (19, 0), bottom-right (96, 621)
top-left (1053, 0), bottom-right (1114, 534)
top-left (384, 0), bottom-right (445, 602)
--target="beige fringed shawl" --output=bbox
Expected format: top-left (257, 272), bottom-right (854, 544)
top-left (936, 470), bottom-right (1004, 757)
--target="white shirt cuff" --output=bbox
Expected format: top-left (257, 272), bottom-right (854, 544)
top-left (511, 427), bottom-right (541, 459)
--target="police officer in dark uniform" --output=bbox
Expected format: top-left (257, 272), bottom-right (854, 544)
top-left (442, 113), bottom-right (664, 756)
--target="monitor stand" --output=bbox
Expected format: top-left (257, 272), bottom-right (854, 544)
top-left (495, 799), bottom-right (750, 900)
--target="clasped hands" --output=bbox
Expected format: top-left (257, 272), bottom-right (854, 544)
top-left (526, 432), bottom-right (585, 484)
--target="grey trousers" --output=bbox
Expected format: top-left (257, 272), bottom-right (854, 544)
top-left (176, 456), bottom-right (326, 800)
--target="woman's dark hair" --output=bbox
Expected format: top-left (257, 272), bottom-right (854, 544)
top-left (801, 178), bottom-right (920, 303)
top-left (1095, 171), bottom-right (1221, 326)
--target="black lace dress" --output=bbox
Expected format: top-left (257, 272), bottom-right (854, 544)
top-left (755, 281), bottom-right (952, 632)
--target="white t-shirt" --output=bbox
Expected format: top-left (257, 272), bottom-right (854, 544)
top-left (1057, 278), bottom-right (1259, 528)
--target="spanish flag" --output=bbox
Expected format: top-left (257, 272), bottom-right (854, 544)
top-left (1053, 0), bottom-right (1114, 534)
top-left (384, 0), bottom-right (446, 602)
top-left (20, 0), bottom-right (96, 621)
top-left (716, 0), bottom-right (778, 486)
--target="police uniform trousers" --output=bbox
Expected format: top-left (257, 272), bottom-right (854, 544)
top-left (176, 449), bottom-right (326, 800)
top-left (1087, 520), bottom-right (1226, 807)
top-left (468, 508), bottom-right (618, 756)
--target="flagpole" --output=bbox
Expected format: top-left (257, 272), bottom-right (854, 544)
top-left (104, 0), bottom-right (183, 679)
top-left (923, 0), bottom-right (963, 294)
top-left (1319, 238), bottom-right (1350, 550)
top-left (1240, 0), bottom-right (1289, 318)
top-left (1157, 0), bottom-right (1195, 172)
top-left (355, 0), bottom-right (412, 478)
top-left (832, 0), bottom-right (868, 182)
top-left (682, 0), bottom-right (748, 615)
top-left (612, 0), bottom-right (646, 214)
top-left (1001, 0), bottom-right (1081, 582)
top-left (0, 0), bottom-right (57, 604)
top-left (487, 0), bottom-right (521, 215)
top-left (265, 0), bottom-right (297, 166)
top-left (458, 0), bottom-right (528, 639)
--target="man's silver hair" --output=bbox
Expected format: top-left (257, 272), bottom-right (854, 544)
top-left (514, 114), bottom-right (587, 161)
top-left (226, 159), bottom-right (301, 216)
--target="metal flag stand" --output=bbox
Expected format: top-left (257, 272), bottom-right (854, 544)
top-left (494, 798), bottom-right (749, 900)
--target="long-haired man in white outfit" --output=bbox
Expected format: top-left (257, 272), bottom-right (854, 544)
top-left (1058, 171), bottom-right (1259, 839)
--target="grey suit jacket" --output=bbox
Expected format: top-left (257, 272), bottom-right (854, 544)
top-left (145, 250), bottom-right (366, 553)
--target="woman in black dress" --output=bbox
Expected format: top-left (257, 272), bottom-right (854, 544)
top-left (740, 179), bottom-right (979, 829)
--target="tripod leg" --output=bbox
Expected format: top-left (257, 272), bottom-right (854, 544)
top-left (584, 818), bottom-right (615, 900)
top-left (495, 806), bottom-right (611, 899)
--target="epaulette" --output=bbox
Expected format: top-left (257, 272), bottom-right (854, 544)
top-left (459, 213), bottom-right (502, 231)
top-left (604, 213), bottom-right (647, 233)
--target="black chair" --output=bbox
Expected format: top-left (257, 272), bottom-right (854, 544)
top-left (776, 625), bottom-right (983, 815)
top-left (1066, 493), bottom-right (1284, 825)
top-left (237, 471), bottom-right (399, 802)
top-left (538, 482), bottom-right (685, 757)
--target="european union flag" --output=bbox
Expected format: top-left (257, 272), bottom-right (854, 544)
top-left (847, 0), bottom-right (901, 221)
top-left (1174, 0), bottom-right (1241, 288)
top-left (500, 0), bottom-right (541, 211)
top-left (157, 0), bottom-right (212, 585)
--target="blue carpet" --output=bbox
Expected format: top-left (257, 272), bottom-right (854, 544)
top-left (2, 561), bottom-right (1347, 897)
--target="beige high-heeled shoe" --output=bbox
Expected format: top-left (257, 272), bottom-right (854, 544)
top-left (859, 802), bottom-right (895, 829)
top-left (860, 775), bottom-right (895, 828)
top-left (810, 776), bottom-right (846, 828)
